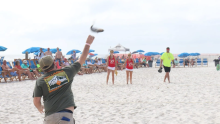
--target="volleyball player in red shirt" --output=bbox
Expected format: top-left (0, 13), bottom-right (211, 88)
top-left (124, 53), bottom-right (134, 84)
top-left (106, 50), bottom-right (117, 85)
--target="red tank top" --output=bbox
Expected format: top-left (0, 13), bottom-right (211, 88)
top-left (108, 56), bottom-right (115, 67)
top-left (126, 58), bottom-right (133, 69)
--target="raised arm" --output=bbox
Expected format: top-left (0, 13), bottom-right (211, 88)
top-left (78, 35), bottom-right (95, 65)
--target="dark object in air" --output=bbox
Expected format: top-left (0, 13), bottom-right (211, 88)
top-left (158, 67), bottom-right (163, 73)
top-left (91, 25), bottom-right (104, 33)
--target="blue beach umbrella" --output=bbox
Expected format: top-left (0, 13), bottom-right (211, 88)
top-left (144, 52), bottom-right (155, 56)
top-left (0, 46), bottom-right (7, 51)
top-left (113, 51), bottom-right (119, 54)
top-left (195, 53), bottom-right (200, 56)
top-left (160, 52), bottom-right (164, 55)
top-left (178, 53), bottom-right (190, 58)
top-left (136, 50), bottom-right (145, 52)
top-left (66, 49), bottom-right (81, 55)
top-left (152, 52), bottom-right (160, 55)
top-left (50, 48), bottom-right (61, 54)
top-left (189, 53), bottom-right (197, 56)
top-left (22, 47), bottom-right (42, 54)
top-left (89, 49), bottom-right (95, 53)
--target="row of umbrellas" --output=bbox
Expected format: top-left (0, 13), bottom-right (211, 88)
top-left (21, 47), bottom-right (98, 57)
top-left (1, 46), bottom-right (200, 58)
top-left (114, 49), bottom-right (201, 58)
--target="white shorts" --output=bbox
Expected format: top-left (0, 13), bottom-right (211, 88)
top-left (126, 68), bottom-right (133, 71)
top-left (108, 66), bottom-right (115, 70)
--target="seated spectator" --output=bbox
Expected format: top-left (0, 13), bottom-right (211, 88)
top-left (134, 59), bottom-right (139, 69)
top-left (14, 61), bottom-right (35, 80)
top-left (82, 62), bottom-right (92, 74)
top-left (87, 59), bottom-right (100, 73)
top-left (174, 58), bottom-right (179, 66)
top-left (142, 57), bottom-right (149, 67)
top-left (1, 60), bottom-right (22, 81)
top-left (96, 58), bottom-right (107, 72)
top-left (184, 58), bottom-right (190, 67)
top-left (116, 57), bottom-right (123, 71)
top-left (62, 58), bottom-right (70, 67)
top-left (190, 59), bottom-right (196, 67)
top-left (21, 60), bottom-right (40, 77)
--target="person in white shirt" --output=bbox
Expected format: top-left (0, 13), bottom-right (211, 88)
top-left (34, 55), bottom-right (39, 59)
top-left (96, 58), bottom-right (107, 72)
top-left (87, 59), bottom-right (101, 73)
top-left (71, 51), bottom-right (76, 60)
top-left (38, 48), bottom-right (45, 60)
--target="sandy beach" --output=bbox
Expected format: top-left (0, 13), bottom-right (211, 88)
top-left (0, 63), bottom-right (220, 124)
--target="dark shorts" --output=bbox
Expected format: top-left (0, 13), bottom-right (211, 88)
top-left (163, 66), bottom-right (171, 72)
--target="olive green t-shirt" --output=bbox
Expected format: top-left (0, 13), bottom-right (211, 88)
top-left (33, 62), bottom-right (81, 117)
top-left (161, 52), bottom-right (174, 67)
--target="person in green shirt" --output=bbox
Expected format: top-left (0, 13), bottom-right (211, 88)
top-left (160, 47), bottom-right (175, 83)
top-left (21, 60), bottom-right (40, 77)
top-left (33, 35), bottom-right (95, 124)
top-left (142, 57), bottom-right (149, 67)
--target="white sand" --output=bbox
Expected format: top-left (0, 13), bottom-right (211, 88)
top-left (1, 63), bottom-right (220, 124)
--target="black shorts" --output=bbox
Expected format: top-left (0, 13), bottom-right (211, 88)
top-left (163, 66), bottom-right (171, 72)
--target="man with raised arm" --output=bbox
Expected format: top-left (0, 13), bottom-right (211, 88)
top-left (33, 35), bottom-right (95, 124)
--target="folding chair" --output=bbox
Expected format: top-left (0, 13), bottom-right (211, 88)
top-left (202, 58), bottom-right (208, 67)
top-left (196, 58), bottom-right (202, 66)
top-left (155, 59), bottom-right (160, 67)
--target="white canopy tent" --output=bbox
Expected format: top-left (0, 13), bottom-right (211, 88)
top-left (108, 44), bottom-right (130, 52)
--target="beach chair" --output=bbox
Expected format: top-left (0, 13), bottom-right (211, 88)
top-left (102, 59), bottom-right (106, 64)
top-left (30, 60), bottom-right (37, 69)
top-left (92, 59), bottom-right (95, 64)
top-left (202, 58), bottom-right (208, 67)
top-left (178, 59), bottom-right (184, 67)
top-left (0, 57), bottom-right (4, 63)
top-left (7, 62), bottom-right (23, 80)
top-left (155, 59), bottom-right (160, 67)
top-left (0, 67), bottom-right (16, 82)
top-left (196, 58), bottom-right (202, 66)
top-left (0, 67), bottom-right (7, 82)
top-left (71, 60), bottom-right (74, 64)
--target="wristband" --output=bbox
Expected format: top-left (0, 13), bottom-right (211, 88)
top-left (85, 43), bottom-right (90, 46)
